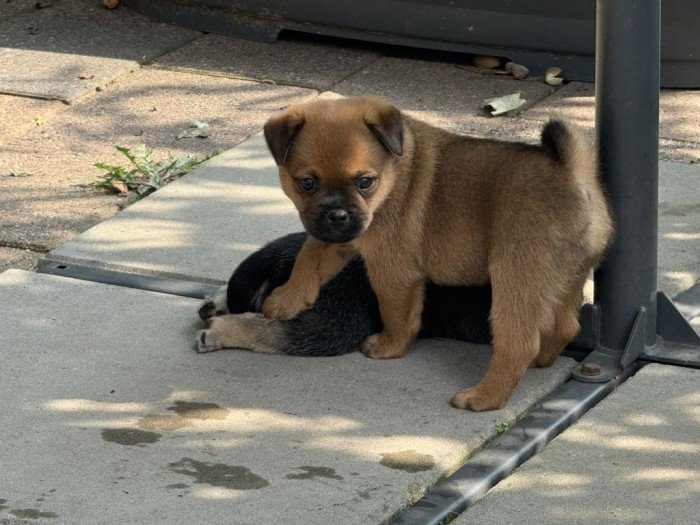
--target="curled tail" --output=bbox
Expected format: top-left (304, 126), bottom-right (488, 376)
top-left (541, 118), bottom-right (614, 261)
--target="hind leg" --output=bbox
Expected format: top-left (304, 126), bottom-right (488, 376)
top-left (451, 271), bottom-right (552, 411)
top-left (198, 285), bottom-right (229, 320)
top-left (535, 273), bottom-right (587, 367)
top-left (196, 313), bottom-right (287, 354)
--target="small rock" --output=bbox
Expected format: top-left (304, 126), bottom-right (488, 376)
top-left (78, 70), bottom-right (94, 80)
top-left (473, 55), bottom-right (501, 69)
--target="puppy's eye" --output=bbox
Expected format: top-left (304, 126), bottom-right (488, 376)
top-left (297, 178), bottom-right (317, 193)
top-left (356, 177), bottom-right (374, 191)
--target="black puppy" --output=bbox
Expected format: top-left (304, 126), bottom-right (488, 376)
top-left (197, 232), bottom-right (492, 356)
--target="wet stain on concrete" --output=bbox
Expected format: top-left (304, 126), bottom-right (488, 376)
top-left (10, 509), bottom-right (58, 519)
top-left (380, 450), bottom-right (435, 472)
top-left (167, 401), bottom-right (229, 420)
top-left (169, 458), bottom-right (269, 490)
top-left (101, 428), bottom-right (161, 446)
top-left (137, 414), bottom-right (194, 431)
top-left (286, 466), bottom-right (343, 480)
top-left (166, 483), bottom-right (190, 490)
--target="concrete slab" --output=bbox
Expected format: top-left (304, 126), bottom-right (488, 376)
top-left (657, 162), bottom-right (700, 297)
top-left (154, 33), bottom-right (381, 90)
top-left (47, 131), bottom-right (698, 299)
top-left (0, 68), bottom-right (315, 251)
top-left (0, 0), bottom-right (199, 102)
top-left (0, 269), bottom-right (575, 524)
top-left (522, 82), bottom-right (700, 145)
top-left (0, 0), bottom-right (38, 22)
top-left (0, 94), bottom-right (65, 144)
top-left (47, 133), bottom-right (302, 283)
top-left (330, 57), bottom-right (556, 135)
top-left (0, 247), bottom-right (38, 272)
top-left (459, 364), bottom-right (700, 525)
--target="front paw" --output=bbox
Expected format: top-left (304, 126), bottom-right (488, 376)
top-left (261, 284), bottom-right (316, 320)
top-left (450, 387), bottom-right (507, 412)
top-left (360, 333), bottom-right (409, 359)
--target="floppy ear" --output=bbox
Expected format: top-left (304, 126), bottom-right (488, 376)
top-left (264, 110), bottom-right (305, 165)
top-left (364, 104), bottom-right (404, 156)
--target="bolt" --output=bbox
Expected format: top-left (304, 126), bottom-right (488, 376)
top-left (580, 362), bottom-right (602, 376)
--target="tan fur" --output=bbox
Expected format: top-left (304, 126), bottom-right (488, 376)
top-left (262, 96), bottom-right (613, 411)
top-left (197, 313), bottom-right (286, 354)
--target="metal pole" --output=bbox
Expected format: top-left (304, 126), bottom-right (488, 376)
top-left (594, 0), bottom-right (661, 351)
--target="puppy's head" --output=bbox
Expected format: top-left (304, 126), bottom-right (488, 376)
top-left (264, 96), bottom-right (404, 244)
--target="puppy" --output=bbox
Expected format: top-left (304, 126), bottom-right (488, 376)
top-left (258, 96), bottom-right (612, 411)
top-left (197, 232), bottom-right (493, 355)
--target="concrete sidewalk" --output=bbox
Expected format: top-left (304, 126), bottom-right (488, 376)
top-left (0, 2), bottom-right (698, 524)
top-left (460, 364), bottom-right (699, 525)
top-left (0, 270), bottom-right (574, 524)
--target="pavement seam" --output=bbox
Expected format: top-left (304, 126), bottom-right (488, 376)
top-left (0, 241), bottom-right (49, 254)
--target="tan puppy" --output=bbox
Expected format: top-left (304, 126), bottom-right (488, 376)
top-left (261, 96), bottom-right (612, 411)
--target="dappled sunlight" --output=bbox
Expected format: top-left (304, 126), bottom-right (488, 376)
top-left (191, 487), bottom-right (246, 501)
top-left (43, 399), bottom-right (149, 413)
top-left (630, 468), bottom-right (697, 481)
top-left (663, 231), bottom-right (699, 240)
top-left (660, 270), bottom-right (696, 295)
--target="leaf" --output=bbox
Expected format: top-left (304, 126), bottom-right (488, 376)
top-left (483, 92), bottom-right (526, 116)
top-left (493, 423), bottom-right (508, 435)
top-left (177, 129), bottom-right (209, 139)
top-left (91, 145), bottom-right (220, 201)
top-left (8, 171), bottom-right (32, 177)
top-left (190, 120), bottom-right (210, 129)
top-left (111, 180), bottom-right (129, 196)
top-left (35, 116), bottom-right (45, 125)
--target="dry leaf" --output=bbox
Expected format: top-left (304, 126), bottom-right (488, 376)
top-left (78, 70), bottom-right (94, 80)
top-left (483, 92), bottom-right (526, 116)
top-left (177, 129), bottom-right (209, 140)
top-left (545, 67), bottom-right (564, 85)
top-left (505, 62), bottom-right (529, 80)
top-left (260, 78), bottom-right (277, 85)
top-left (102, 0), bottom-right (120, 9)
top-left (8, 172), bottom-right (32, 178)
top-left (35, 1), bottom-right (55, 9)
top-left (111, 180), bottom-right (128, 196)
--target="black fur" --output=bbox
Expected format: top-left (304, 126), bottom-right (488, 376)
top-left (540, 118), bottom-right (569, 162)
top-left (227, 233), bottom-right (492, 356)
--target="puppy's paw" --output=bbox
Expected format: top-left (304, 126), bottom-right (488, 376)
top-left (198, 285), bottom-right (229, 321)
top-left (360, 333), bottom-right (408, 359)
top-left (196, 320), bottom-right (224, 354)
top-left (261, 284), bottom-right (315, 320)
top-left (450, 387), bottom-right (506, 412)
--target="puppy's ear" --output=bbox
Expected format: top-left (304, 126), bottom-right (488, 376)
top-left (264, 110), bottom-right (305, 165)
top-left (364, 103), bottom-right (404, 156)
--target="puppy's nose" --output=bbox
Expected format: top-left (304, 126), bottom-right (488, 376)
top-left (326, 209), bottom-right (349, 223)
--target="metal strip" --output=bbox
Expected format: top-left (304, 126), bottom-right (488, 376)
top-left (38, 261), bottom-right (219, 299)
top-left (388, 364), bottom-right (639, 525)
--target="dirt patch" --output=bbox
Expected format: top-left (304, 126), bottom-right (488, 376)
top-left (286, 466), bottom-right (343, 480)
top-left (137, 414), bottom-right (194, 431)
top-left (380, 450), bottom-right (435, 472)
top-left (169, 458), bottom-right (269, 490)
top-left (101, 428), bottom-right (161, 446)
top-left (167, 401), bottom-right (229, 420)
